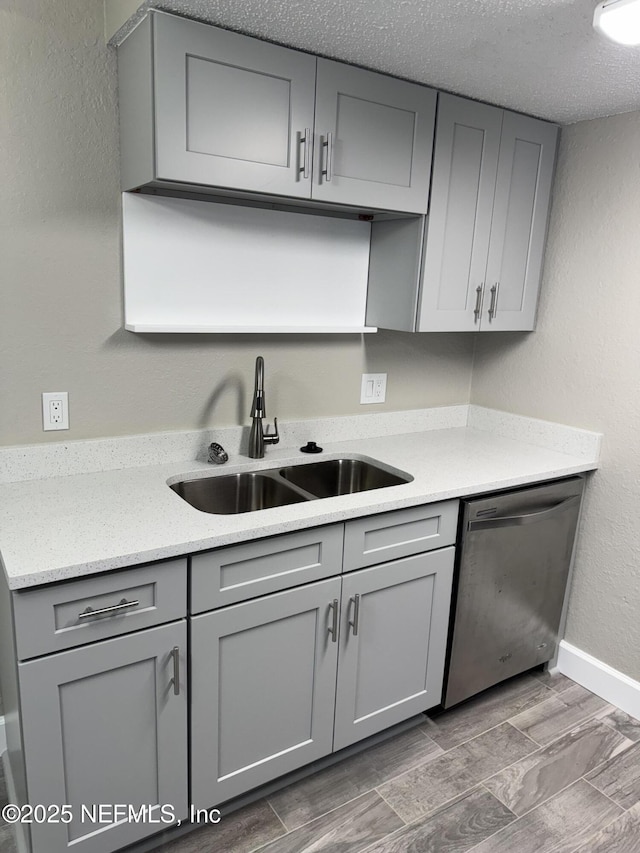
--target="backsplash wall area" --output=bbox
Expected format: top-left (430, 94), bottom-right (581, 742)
top-left (0, 0), bottom-right (475, 448)
top-left (471, 110), bottom-right (640, 683)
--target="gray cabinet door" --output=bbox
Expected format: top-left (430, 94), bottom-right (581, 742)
top-left (191, 577), bottom-right (341, 808)
top-left (417, 94), bottom-right (502, 331)
top-left (153, 14), bottom-right (316, 197)
top-left (482, 111), bottom-right (558, 331)
top-left (333, 548), bottom-right (454, 751)
top-left (312, 59), bottom-right (436, 213)
top-left (18, 621), bottom-right (188, 853)
top-left (417, 94), bottom-right (558, 332)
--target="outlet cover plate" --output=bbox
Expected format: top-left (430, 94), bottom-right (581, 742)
top-left (42, 392), bottom-right (69, 431)
top-left (360, 373), bottom-right (387, 404)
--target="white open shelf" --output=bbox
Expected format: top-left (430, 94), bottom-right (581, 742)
top-left (122, 194), bottom-right (376, 333)
top-left (124, 324), bottom-right (378, 333)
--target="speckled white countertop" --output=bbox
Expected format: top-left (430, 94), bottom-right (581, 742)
top-left (0, 406), bottom-right (602, 590)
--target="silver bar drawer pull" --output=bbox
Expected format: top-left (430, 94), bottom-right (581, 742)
top-left (299, 127), bottom-right (311, 180)
top-left (172, 646), bottom-right (180, 696)
top-left (322, 132), bottom-right (333, 182)
top-left (473, 285), bottom-right (483, 324)
top-left (78, 598), bottom-right (140, 620)
top-left (350, 594), bottom-right (361, 637)
top-left (488, 282), bottom-right (499, 321)
top-left (328, 599), bottom-right (339, 642)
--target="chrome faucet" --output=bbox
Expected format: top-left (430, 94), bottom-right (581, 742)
top-left (248, 356), bottom-right (279, 458)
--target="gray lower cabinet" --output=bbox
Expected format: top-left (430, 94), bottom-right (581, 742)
top-left (190, 524), bottom-right (344, 611)
top-left (191, 507), bottom-right (457, 807)
top-left (334, 548), bottom-right (454, 751)
top-left (118, 12), bottom-right (436, 214)
top-left (342, 500), bottom-right (459, 570)
top-left (190, 577), bottom-right (342, 808)
top-left (18, 621), bottom-right (188, 853)
top-left (1, 503), bottom-right (457, 852)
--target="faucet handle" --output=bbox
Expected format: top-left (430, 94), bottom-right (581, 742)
top-left (263, 417), bottom-right (280, 446)
top-left (208, 442), bottom-right (229, 464)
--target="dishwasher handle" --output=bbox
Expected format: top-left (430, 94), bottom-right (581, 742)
top-left (468, 494), bottom-right (581, 531)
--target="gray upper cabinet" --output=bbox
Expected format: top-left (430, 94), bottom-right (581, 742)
top-left (480, 110), bottom-right (558, 331)
top-left (417, 96), bottom-right (503, 332)
top-left (119, 13), bottom-right (316, 198)
top-left (18, 621), bottom-right (188, 853)
top-left (367, 93), bottom-right (558, 332)
top-left (118, 12), bottom-right (436, 214)
top-left (417, 94), bottom-right (558, 331)
top-left (312, 59), bottom-right (436, 213)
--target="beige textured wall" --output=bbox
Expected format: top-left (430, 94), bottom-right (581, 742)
top-left (0, 0), bottom-right (475, 447)
top-left (472, 111), bottom-right (640, 680)
top-left (105, 0), bottom-right (142, 39)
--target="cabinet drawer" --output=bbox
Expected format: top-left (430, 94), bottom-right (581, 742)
top-left (343, 500), bottom-right (459, 571)
top-left (13, 559), bottom-right (187, 660)
top-left (190, 525), bottom-right (344, 613)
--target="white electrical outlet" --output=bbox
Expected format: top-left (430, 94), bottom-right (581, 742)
top-left (42, 392), bottom-right (69, 431)
top-left (360, 373), bottom-right (387, 404)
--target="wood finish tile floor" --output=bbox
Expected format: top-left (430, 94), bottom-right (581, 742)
top-left (3, 671), bottom-right (640, 853)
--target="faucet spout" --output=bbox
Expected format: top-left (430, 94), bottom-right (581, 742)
top-left (251, 356), bottom-right (265, 418)
top-left (248, 356), bottom-right (279, 458)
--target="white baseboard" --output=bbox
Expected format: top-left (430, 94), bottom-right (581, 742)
top-left (0, 715), bottom-right (5, 754)
top-left (557, 640), bottom-right (640, 720)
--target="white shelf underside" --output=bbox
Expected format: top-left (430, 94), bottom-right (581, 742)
top-left (125, 324), bottom-right (378, 333)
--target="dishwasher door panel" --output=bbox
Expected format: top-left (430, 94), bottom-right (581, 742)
top-left (444, 477), bottom-right (584, 708)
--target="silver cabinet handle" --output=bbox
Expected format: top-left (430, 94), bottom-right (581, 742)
top-left (299, 127), bottom-right (311, 180)
top-left (349, 594), bottom-right (361, 636)
top-left (78, 598), bottom-right (140, 620)
top-left (468, 495), bottom-right (581, 531)
top-left (172, 646), bottom-right (180, 696)
top-left (322, 132), bottom-right (333, 182)
top-left (328, 598), bottom-right (339, 642)
top-left (488, 282), bottom-right (499, 321)
top-left (473, 285), bottom-right (484, 324)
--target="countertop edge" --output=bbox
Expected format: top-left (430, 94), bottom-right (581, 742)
top-left (3, 456), bottom-right (598, 591)
top-left (0, 410), bottom-right (602, 591)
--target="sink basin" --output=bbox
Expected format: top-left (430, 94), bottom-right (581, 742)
top-left (170, 457), bottom-right (412, 514)
top-left (170, 472), bottom-right (308, 515)
top-left (279, 458), bottom-right (411, 498)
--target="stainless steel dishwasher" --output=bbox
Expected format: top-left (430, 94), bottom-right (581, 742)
top-left (443, 476), bottom-right (585, 708)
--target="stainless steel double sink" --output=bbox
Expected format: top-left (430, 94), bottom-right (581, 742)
top-left (170, 458), bottom-right (412, 514)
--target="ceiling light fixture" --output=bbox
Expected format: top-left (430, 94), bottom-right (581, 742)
top-left (593, 0), bottom-right (640, 45)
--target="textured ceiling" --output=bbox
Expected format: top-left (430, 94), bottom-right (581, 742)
top-left (111, 0), bottom-right (640, 124)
